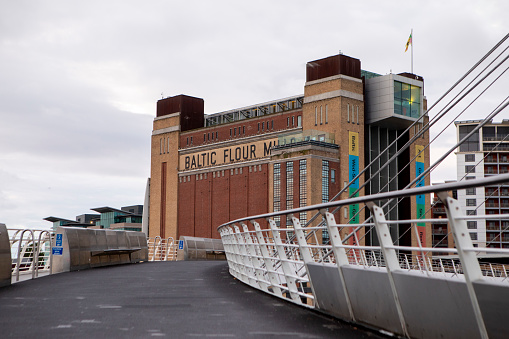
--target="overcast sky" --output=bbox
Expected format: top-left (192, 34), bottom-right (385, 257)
top-left (1, 1), bottom-right (507, 229)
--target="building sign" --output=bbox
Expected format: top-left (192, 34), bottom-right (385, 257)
top-left (415, 145), bottom-right (426, 245)
top-left (348, 131), bottom-right (360, 226)
top-left (179, 138), bottom-right (277, 171)
top-left (52, 247), bottom-right (63, 255)
top-left (55, 234), bottom-right (63, 247)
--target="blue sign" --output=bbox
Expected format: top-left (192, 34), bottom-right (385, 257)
top-left (52, 247), bottom-right (63, 255)
top-left (56, 234), bottom-right (63, 247)
top-left (178, 240), bottom-right (184, 250)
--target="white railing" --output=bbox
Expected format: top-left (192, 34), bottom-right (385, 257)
top-left (218, 174), bottom-right (509, 338)
top-left (8, 229), bottom-right (53, 282)
top-left (147, 237), bottom-right (178, 261)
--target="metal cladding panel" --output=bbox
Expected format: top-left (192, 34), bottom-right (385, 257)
top-left (105, 230), bottom-right (118, 249)
top-left (341, 266), bottom-right (403, 335)
top-left (474, 280), bottom-right (509, 339)
top-left (306, 262), bottom-right (351, 320)
top-left (66, 229), bottom-right (81, 270)
top-left (117, 232), bottom-right (128, 249)
top-left (392, 271), bottom-right (478, 339)
top-left (306, 54), bottom-right (361, 82)
top-left (0, 224), bottom-right (12, 287)
top-left (156, 95), bottom-right (204, 132)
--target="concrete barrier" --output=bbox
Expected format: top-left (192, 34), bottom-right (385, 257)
top-left (176, 236), bottom-right (225, 261)
top-left (0, 224), bottom-right (11, 287)
top-left (51, 226), bottom-right (148, 273)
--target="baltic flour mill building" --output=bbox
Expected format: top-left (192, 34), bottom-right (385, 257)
top-left (148, 52), bottom-right (431, 248)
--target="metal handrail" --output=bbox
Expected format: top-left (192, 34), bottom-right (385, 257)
top-left (218, 173), bottom-right (509, 229)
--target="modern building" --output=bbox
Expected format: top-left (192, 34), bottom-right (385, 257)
top-left (44, 205), bottom-right (143, 231)
top-left (455, 119), bottom-right (509, 248)
top-left (149, 52), bottom-right (430, 247)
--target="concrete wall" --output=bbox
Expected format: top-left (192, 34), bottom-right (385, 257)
top-left (51, 227), bottom-right (148, 273)
top-left (0, 224), bottom-right (11, 287)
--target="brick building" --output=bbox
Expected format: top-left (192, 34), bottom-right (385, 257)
top-left (149, 53), bottom-right (430, 247)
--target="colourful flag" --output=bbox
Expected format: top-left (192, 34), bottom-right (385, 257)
top-left (405, 33), bottom-right (412, 52)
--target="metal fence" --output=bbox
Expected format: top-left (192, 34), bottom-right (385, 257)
top-left (218, 174), bottom-right (509, 338)
top-left (8, 229), bottom-right (53, 282)
top-left (147, 236), bottom-right (178, 261)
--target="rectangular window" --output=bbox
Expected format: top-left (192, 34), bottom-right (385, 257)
top-left (315, 107), bottom-right (317, 126)
top-left (331, 169), bottom-right (336, 183)
top-left (292, 116), bottom-right (295, 127)
top-left (465, 154), bottom-right (475, 162)
top-left (190, 136), bottom-right (193, 145)
top-left (347, 104), bottom-right (350, 122)
top-left (299, 160), bottom-right (307, 225)
top-left (230, 129), bottom-right (232, 137)
top-left (258, 123), bottom-right (260, 132)
top-left (466, 176), bottom-right (475, 180)
top-left (216, 131), bottom-right (218, 140)
top-left (320, 106), bottom-right (323, 125)
top-left (465, 165), bottom-right (475, 174)
top-left (356, 106), bottom-right (359, 124)
top-left (286, 162), bottom-right (294, 210)
top-left (297, 116), bottom-right (302, 127)
top-left (234, 128), bottom-right (236, 136)
top-left (321, 160), bottom-right (330, 243)
top-left (470, 233), bottom-right (478, 240)
top-left (466, 199), bottom-right (476, 206)
top-left (466, 187), bottom-right (476, 195)
top-left (325, 105), bottom-right (328, 124)
top-left (187, 137), bottom-right (189, 146)
top-left (204, 134), bottom-right (206, 142)
top-left (467, 210), bottom-right (477, 215)
top-left (274, 163), bottom-right (281, 227)
top-left (271, 120), bottom-right (274, 129)
top-left (243, 126), bottom-right (245, 134)
top-left (262, 122), bottom-right (265, 131)
top-left (467, 221), bottom-right (477, 229)
top-left (287, 117), bottom-right (290, 127)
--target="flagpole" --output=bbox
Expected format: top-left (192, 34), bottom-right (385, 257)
top-left (411, 28), bottom-right (414, 74)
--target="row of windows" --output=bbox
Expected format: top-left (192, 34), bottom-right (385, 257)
top-left (315, 105), bottom-right (328, 126)
top-left (413, 123), bottom-right (425, 139)
top-left (160, 137), bottom-right (170, 155)
top-left (178, 165), bottom-right (263, 182)
top-left (347, 104), bottom-right (360, 124)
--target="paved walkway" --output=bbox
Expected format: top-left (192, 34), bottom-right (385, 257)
top-left (0, 261), bottom-right (385, 338)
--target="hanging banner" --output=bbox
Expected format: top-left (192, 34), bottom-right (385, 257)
top-left (349, 132), bottom-right (359, 225)
top-left (415, 145), bottom-right (426, 245)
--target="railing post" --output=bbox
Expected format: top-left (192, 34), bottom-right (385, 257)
top-left (234, 225), bottom-right (257, 286)
top-left (267, 218), bottom-right (302, 303)
top-left (367, 202), bottom-right (409, 338)
top-left (251, 220), bottom-right (283, 297)
top-left (227, 226), bottom-right (248, 283)
top-left (323, 211), bottom-right (356, 322)
top-left (438, 192), bottom-right (488, 339)
top-left (291, 216), bottom-right (317, 306)
top-left (241, 223), bottom-right (269, 292)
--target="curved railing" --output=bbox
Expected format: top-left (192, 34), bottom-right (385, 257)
top-left (218, 173), bottom-right (509, 338)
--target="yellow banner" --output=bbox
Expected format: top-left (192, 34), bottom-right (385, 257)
top-left (416, 145), bottom-right (424, 163)
top-left (349, 131), bottom-right (359, 156)
top-left (179, 138), bottom-right (277, 171)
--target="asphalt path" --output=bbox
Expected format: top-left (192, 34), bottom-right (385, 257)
top-left (0, 261), bottom-right (387, 338)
